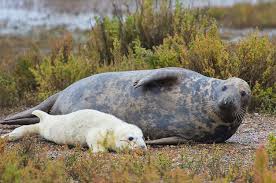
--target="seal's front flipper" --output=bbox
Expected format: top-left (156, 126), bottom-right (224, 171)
top-left (86, 128), bottom-right (108, 153)
top-left (133, 68), bottom-right (182, 88)
top-left (2, 92), bottom-right (59, 125)
top-left (146, 136), bottom-right (188, 145)
top-left (1, 124), bottom-right (40, 141)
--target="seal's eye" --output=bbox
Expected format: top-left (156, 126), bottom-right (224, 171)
top-left (128, 137), bottom-right (134, 141)
top-left (240, 90), bottom-right (246, 97)
top-left (222, 86), bottom-right (227, 91)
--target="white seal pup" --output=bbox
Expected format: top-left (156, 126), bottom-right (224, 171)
top-left (2, 109), bottom-right (147, 153)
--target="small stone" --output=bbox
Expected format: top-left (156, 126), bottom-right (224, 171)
top-left (47, 151), bottom-right (59, 159)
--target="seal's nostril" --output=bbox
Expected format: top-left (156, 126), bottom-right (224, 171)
top-left (220, 98), bottom-right (234, 109)
top-left (222, 85), bottom-right (227, 91)
top-left (240, 90), bottom-right (246, 97)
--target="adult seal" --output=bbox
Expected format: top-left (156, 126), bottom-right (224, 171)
top-left (1, 67), bottom-right (251, 144)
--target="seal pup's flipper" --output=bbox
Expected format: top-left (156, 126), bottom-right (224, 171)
top-left (146, 137), bottom-right (188, 145)
top-left (133, 68), bottom-right (182, 88)
top-left (1, 123), bottom-right (40, 141)
top-left (1, 92), bottom-right (59, 125)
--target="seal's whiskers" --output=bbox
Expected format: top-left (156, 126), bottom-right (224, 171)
top-left (232, 107), bottom-right (246, 126)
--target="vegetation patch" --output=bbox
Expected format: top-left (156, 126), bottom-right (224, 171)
top-left (0, 135), bottom-right (275, 182)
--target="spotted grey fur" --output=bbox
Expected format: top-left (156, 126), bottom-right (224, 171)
top-left (2, 67), bottom-right (251, 144)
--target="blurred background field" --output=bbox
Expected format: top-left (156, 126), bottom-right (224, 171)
top-left (0, 0), bottom-right (275, 182)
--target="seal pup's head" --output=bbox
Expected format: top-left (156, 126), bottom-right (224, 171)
top-left (114, 124), bottom-right (147, 151)
top-left (215, 77), bottom-right (251, 122)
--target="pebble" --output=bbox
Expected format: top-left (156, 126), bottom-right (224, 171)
top-left (254, 113), bottom-right (260, 116)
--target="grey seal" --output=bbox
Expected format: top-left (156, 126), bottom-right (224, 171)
top-left (1, 67), bottom-right (251, 144)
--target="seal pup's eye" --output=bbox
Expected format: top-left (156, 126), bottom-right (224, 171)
top-left (222, 86), bottom-right (227, 91)
top-left (128, 137), bottom-right (134, 141)
top-left (240, 90), bottom-right (246, 97)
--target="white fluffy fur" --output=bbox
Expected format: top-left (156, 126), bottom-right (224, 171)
top-left (3, 109), bottom-right (146, 153)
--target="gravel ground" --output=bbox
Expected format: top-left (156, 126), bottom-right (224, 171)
top-left (0, 106), bottom-right (275, 168)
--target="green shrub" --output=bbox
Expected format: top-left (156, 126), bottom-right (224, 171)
top-left (86, 0), bottom-right (215, 65)
top-left (150, 34), bottom-right (188, 68)
top-left (31, 51), bottom-right (93, 100)
top-left (235, 33), bottom-right (276, 113)
top-left (187, 25), bottom-right (234, 78)
top-left (267, 133), bottom-right (276, 166)
top-left (94, 38), bottom-right (152, 73)
top-left (236, 33), bottom-right (275, 87)
top-left (0, 73), bottom-right (18, 107)
top-left (12, 50), bottom-right (41, 106)
top-left (173, 9), bottom-right (216, 47)
top-left (251, 83), bottom-right (276, 113)
top-left (14, 58), bottom-right (37, 96)
top-left (30, 32), bottom-right (94, 99)
top-left (1, 163), bottom-right (21, 183)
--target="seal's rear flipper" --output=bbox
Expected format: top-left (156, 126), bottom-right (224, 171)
top-left (146, 137), bottom-right (188, 145)
top-left (1, 92), bottom-right (59, 125)
top-left (0, 117), bottom-right (40, 125)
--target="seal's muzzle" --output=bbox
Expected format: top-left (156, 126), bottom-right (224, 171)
top-left (218, 95), bottom-right (238, 112)
top-left (218, 86), bottom-right (240, 113)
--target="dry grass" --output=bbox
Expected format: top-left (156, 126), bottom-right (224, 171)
top-left (0, 109), bottom-right (275, 182)
top-left (0, 135), bottom-right (275, 182)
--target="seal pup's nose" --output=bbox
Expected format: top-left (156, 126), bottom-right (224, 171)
top-left (140, 145), bottom-right (147, 149)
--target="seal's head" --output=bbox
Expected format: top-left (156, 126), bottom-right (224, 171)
top-left (215, 77), bottom-right (251, 122)
top-left (115, 124), bottom-right (147, 151)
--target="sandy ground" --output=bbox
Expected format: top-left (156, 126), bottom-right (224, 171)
top-left (0, 106), bottom-right (275, 168)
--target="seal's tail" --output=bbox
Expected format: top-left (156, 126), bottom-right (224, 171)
top-left (0, 92), bottom-right (59, 125)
